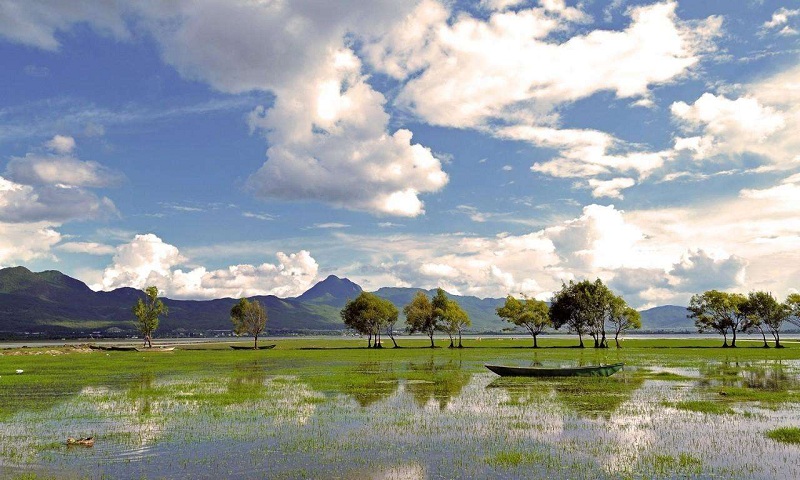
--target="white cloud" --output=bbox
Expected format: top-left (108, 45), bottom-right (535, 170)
top-left (0, 1), bottom-right (130, 51)
top-left (373, 1), bottom-right (719, 129)
top-left (762, 7), bottom-right (799, 30)
top-left (6, 154), bottom-right (123, 187)
top-left (96, 234), bottom-right (319, 299)
top-left (0, 221), bottom-right (61, 266)
top-left (55, 241), bottom-right (116, 256)
top-left (0, 177), bottom-right (117, 223)
top-left (669, 249), bottom-right (746, 292)
top-left (671, 93), bottom-right (786, 159)
top-left (45, 135), bottom-right (76, 154)
top-left (312, 223), bottom-right (350, 229)
top-left (588, 177), bottom-right (636, 199)
top-left (246, 49), bottom-right (448, 217)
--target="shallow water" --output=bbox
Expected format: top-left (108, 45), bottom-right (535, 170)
top-left (3, 352), bottom-right (800, 479)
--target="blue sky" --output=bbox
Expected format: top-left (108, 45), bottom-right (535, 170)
top-left (1, 0), bottom-right (799, 306)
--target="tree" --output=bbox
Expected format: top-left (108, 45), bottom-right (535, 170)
top-left (550, 279), bottom-right (616, 348)
top-left (740, 292), bottom-right (788, 348)
top-left (496, 295), bottom-right (551, 348)
top-left (608, 295), bottom-right (641, 348)
top-left (132, 286), bottom-right (167, 348)
top-left (439, 296), bottom-right (471, 348)
top-left (230, 298), bottom-right (268, 349)
top-left (783, 293), bottom-right (800, 346)
top-left (688, 290), bottom-right (747, 347)
top-left (341, 292), bottom-right (398, 348)
top-left (404, 291), bottom-right (439, 348)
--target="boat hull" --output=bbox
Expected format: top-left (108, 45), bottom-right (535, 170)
top-left (229, 344), bottom-right (276, 350)
top-left (485, 363), bottom-right (624, 377)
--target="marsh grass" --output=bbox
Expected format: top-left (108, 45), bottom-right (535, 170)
top-left (766, 427), bottom-right (800, 444)
top-left (3, 338), bottom-right (800, 478)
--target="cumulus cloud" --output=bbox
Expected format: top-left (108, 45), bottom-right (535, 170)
top-left (588, 178), bottom-right (636, 199)
top-left (0, 137), bottom-right (119, 223)
top-left (45, 135), bottom-right (76, 154)
top-left (372, 1), bottom-right (719, 129)
top-left (97, 234), bottom-right (319, 299)
top-left (669, 249), bottom-right (746, 292)
top-left (246, 49), bottom-right (447, 216)
top-left (6, 154), bottom-right (123, 187)
top-left (762, 7), bottom-right (799, 32)
top-left (0, 221), bottom-right (61, 266)
top-left (0, 177), bottom-right (116, 223)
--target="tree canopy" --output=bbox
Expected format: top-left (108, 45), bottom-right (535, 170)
top-left (404, 291), bottom-right (439, 348)
top-left (496, 295), bottom-right (550, 347)
top-left (132, 286), bottom-right (167, 348)
top-left (436, 291), bottom-right (471, 348)
top-left (550, 279), bottom-right (618, 348)
top-left (688, 290), bottom-right (747, 347)
top-left (230, 298), bottom-right (268, 349)
top-left (341, 292), bottom-right (398, 348)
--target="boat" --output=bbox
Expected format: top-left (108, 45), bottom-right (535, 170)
top-left (485, 362), bottom-right (624, 377)
top-left (66, 437), bottom-right (94, 447)
top-left (92, 345), bottom-right (137, 352)
top-left (229, 344), bottom-right (276, 350)
top-left (134, 346), bottom-right (175, 352)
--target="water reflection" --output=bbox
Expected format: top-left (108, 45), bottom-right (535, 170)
top-left (404, 357), bottom-right (472, 410)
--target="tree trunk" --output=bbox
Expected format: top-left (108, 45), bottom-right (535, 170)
top-left (775, 331), bottom-right (783, 348)
top-left (458, 330), bottom-right (463, 348)
top-left (600, 330), bottom-right (608, 348)
top-left (721, 331), bottom-right (728, 347)
top-left (731, 329), bottom-right (737, 348)
top-left (760, 328), bottom-right (769, 348)
top-left (532, 333), bottom-right (538, 348)
top-left (578, 333), bottom-right (584, 348)
top-left (253, 333), bottom-right (258, 350)
top-left (448, 333), bottom-right (454, 348)
top-left (367, 332), bottom-right (372, 348)
top-left (389, 330), bottom-right (398, 348)
top-left (615, 330), bottom-right (621, 348)
top-left (429, 331), bottom-right (435, 348)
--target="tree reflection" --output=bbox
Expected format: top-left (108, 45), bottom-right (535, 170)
top-left (404, 356), bottom-right (472, 410)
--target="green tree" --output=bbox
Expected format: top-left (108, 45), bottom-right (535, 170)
top-left (230, 298), bottom-right (268, 349)
top-left (440, 297), bottom-right (470, 348)
top-left (741, 291), bottom-right (789, 348)
top-left (608, 295), bottom-right (641, 348)
top-left (550, 279), bottom-right (616, 348)
top-left (783, 293), bottom-right (800, 346)
top-left (341, 292), bottom-right (397, 348)
top-left (132, 286), bottom-right (167, 348)
top-left (404, 291), bottom-right (439, 348)
top-left (496, 295), bottom-right (551, 348)
top-left (688, 290), bottom-right (747, 347)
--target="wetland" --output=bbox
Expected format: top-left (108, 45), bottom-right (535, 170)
top-left (3, 337), bottom-right (800, 479)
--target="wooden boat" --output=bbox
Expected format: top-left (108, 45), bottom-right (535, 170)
top-left (229, 344), bottom-right (276, 350)
top-left (485, 362), bottom-right (624, 377)
top-left (93, 345), bottom-right (137, 351)
top-left (66, 437), bottom-right (94, 447)
top-left (134, 346), bottom-right (175, 352)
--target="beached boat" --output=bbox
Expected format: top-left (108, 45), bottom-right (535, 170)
top-left (229, 344), bottom-right (276, 350)
top-left (134, 346), bottom-right (175, 352)
top-left (91, 345), bottom-right (137, 351)
top-left (485, 362), bottom-right (624, 377)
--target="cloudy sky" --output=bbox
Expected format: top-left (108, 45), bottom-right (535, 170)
top-left (1, 0), bottom-right (799, 307)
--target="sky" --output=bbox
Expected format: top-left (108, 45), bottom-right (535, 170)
top-left (0, 0), bottom-right (799, 307)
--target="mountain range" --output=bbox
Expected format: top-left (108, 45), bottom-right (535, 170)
top-left (0, 266), bottom-right (693, 338)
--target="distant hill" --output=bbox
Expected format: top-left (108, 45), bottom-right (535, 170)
top-left (639, 305), bottom-right (693, 331)
top-left (295, 275), bottom-right (362, 308)
top-left (0, 266), bottom-right (695, 338)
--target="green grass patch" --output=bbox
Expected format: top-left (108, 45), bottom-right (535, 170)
top-left (485, 449), bottom-right (545, 467)
top-left (673, 400), bottom-right (735, 415)
top-left (766, 427), bottom-right (800, 444)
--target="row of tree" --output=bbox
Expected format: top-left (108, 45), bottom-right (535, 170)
top-left (689, 290), bottom-right (800, 348)
top-left (340, 279), bottom-right (642, 348)
top-left (341, 289), bottom-right (471, 348)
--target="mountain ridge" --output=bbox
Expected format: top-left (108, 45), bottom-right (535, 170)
top-left (0, 266), bottom-right (692, 338)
